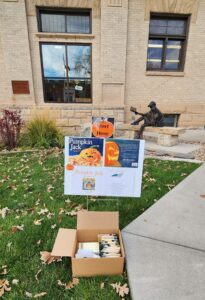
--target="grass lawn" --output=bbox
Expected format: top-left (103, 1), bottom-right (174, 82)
top-left (0, 150), bottom-right (200, 299)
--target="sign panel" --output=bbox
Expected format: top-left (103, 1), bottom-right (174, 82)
top-left (64, 137), bottom-right (144, 197)
top-left (12, 81), bottom-right (30, 94)
top-left (92, 117), bottom-right (114, 138)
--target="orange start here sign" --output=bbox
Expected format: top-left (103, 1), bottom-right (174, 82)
top-left (92, 117), bottom-right (114, 138)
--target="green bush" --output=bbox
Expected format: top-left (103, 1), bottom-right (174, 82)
top-left (19, 117), bottom-right (64, 149)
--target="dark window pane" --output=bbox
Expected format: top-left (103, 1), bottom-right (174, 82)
top-left (150, 19), bottom-right (167, 27)
top-left (67, 15), bottom-right (90, 33)
top-left (164, 114), bottom-right (179, 127)
top-left (150, 19), bottom-right (167, 34)
top-left (42, 44), bottom-right (66, 77)
top-left (44, 79), bottom-right (66, 102)
top-left (41, 14), bottom-right (65, 32)
top-left (147, 39), bottom-right (163, 69)
top-left (164, 40), bottom-right (182, 70)
top-left (44, 78), bottom-right (91, 103)
top-left (69, 79), bottom-right (91, 102)
top-left (67, 45), bottom-right (91, 78)
top-left (167, 19), bottom-right (186, 35)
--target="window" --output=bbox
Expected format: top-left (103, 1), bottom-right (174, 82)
top-left (164, 114), bottom-right (180, 127)
top-left (147, 14), bottom-right (189, 71)
top-left (38, 8), bottom-right (91, 34)
top-left (40, 43), bottom-right (92, 103)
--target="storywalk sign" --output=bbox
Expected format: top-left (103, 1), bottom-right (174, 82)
top-left (64, 137), bottom-right (144, 197)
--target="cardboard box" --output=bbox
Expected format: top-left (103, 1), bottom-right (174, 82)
top-left (51, 211), bottom-right (125, 277)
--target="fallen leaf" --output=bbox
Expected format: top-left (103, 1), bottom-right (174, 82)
top-left (65, 199), bottom-right (71, 204)
top-left (47, 212), bottom-right (54, 219)
top-left (9, 184), bottom-right (17, 190)
top-left (25, 291), bottom-right (33, 298)
top-left (65, 278), bottom-right (79, 290)
top-left (34, 292), bottom-right (47, 298)
top-left (11, 225), bottom-right (24, 233)
top-left (7, 242), bottom-right (12, 250)
top-left (12, 279), bottom-right (19, 285)
top-left (40, 251), bottom-right (61, 264)
top-left (38, 208), bottom-right (49, 216)
top-left (37, 240), bottom-right (41, 245)
top-left (143, 171), bottom-right (149, 178)
top-left (35, 199), bottom-right (41, 206)
top-left (35, 269), bottom-right (42, 282)
top-left (100, 282), bottom-right (105, 289)
top-left (47, 184), bottom-right (54, 193)
top-left (148, 177), bottom-right (156, 183)
top-left (0, 207), bottom-right (10, 219)
top-left (57, 280), bottom-right (66, 287)
top-left (0, 268), bottom-right (8, 275)
top-left (110, 282), bottom-right (129, 298)
top-left (34, 219), bottom-right (43, 226)
top-left (0, 279), bottom-right (11, 297)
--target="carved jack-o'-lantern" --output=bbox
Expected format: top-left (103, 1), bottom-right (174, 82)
top-left (105, 141), bottom-right (120, 166)
top-left (80, 148), bottom-right (101, 164)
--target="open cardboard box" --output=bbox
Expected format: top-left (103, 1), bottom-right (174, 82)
top-left (51, 211), bottom-right (125, 277)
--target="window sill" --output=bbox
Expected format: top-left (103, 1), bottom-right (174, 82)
top-left (36, 32), bottom-right (95, 40)
top-left (145, 71), bottom-right (185, 77)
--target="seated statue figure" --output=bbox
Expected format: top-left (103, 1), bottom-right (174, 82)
top-left (130, 101), bottom-right (164, 139)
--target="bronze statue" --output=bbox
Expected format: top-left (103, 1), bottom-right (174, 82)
top-left (130, 101), bottom-right (164, 139)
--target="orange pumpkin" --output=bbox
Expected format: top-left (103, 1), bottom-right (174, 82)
top-left (66, 164), bottom-right (74, 171)
top-left (80, 148), bottom-right (101, 164)
top-left (105, 141), bottom-right (120, 166)
top-left (92, 120), bottom-right (114, 138)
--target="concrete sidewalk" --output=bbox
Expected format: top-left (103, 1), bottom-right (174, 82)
top-left (122, 163), bottom-right (205, 300)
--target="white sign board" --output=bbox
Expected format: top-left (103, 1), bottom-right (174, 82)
top-left (64, 137), bottom-right (144, 197)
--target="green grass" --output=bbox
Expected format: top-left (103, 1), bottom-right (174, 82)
top-left (0, 151), bottom-right (200, 299)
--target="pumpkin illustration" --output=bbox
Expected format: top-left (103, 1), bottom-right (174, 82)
top-left (105, 141), bottom-right (121, 166)
top-left (80, 147), bottom-right (101, 164)
top-left (92, 120), bottom-right (114, 138)
top-left (66, 163), bottom-right (74, 171)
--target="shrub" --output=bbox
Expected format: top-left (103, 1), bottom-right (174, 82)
top-left (20, 116), bottom-right (64, 149)
top-left (0, 109), bottom-right (23, 150)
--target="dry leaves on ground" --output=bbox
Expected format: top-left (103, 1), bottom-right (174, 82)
top-left (100, 282), bottom-right (105, 289)
top-left (11, 225), bottom-right (24, 233)
top-left (65, 278), bottom-right (79, 290)
top-left (37, 208), bottom-right (49, 216)
top-left (34, 292), bottom-right (47, 298)
top-left (40, 251), bottom-right (61, 264)
top-left (110, 282), bottom-right (129, 298)
top-left (57, 280), bottom-right (66, 287)
top-left (25, 291), bottom-right (47, 298)
top-left (0, 279), bottom-right (11, 297)
top-left (35, 269), bottom-right (42, 282)
top-left (0, 207), bottom-right (10, 219)
top-left (0, 266), bottom-right (8, 275)
top-left (34, 219), bottom-right (43, 226)
top-left (11, 279), bottom-right (19, 285)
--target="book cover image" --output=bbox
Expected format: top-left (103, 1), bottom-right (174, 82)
top-left (67, 137), bottom-right (104, 167)
top-left (104, 139), bottom-right (140, 168)
top-left (82, 178), bottom-right (96, 190)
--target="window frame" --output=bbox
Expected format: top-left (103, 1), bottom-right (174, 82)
top-left (37, 7), bottom-right (92, 34)
top-left (39, 42), bottom-right (92, 104)
top-left (147, 13), bottom-right (190, 72)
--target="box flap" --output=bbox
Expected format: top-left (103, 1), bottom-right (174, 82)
top-left (51, 228), bottom-right (77, 257)
top-left (77, 211), bottom-right (119, 231)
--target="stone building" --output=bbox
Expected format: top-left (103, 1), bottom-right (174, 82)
top-left (0, 0), bottom-right (204, 133)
